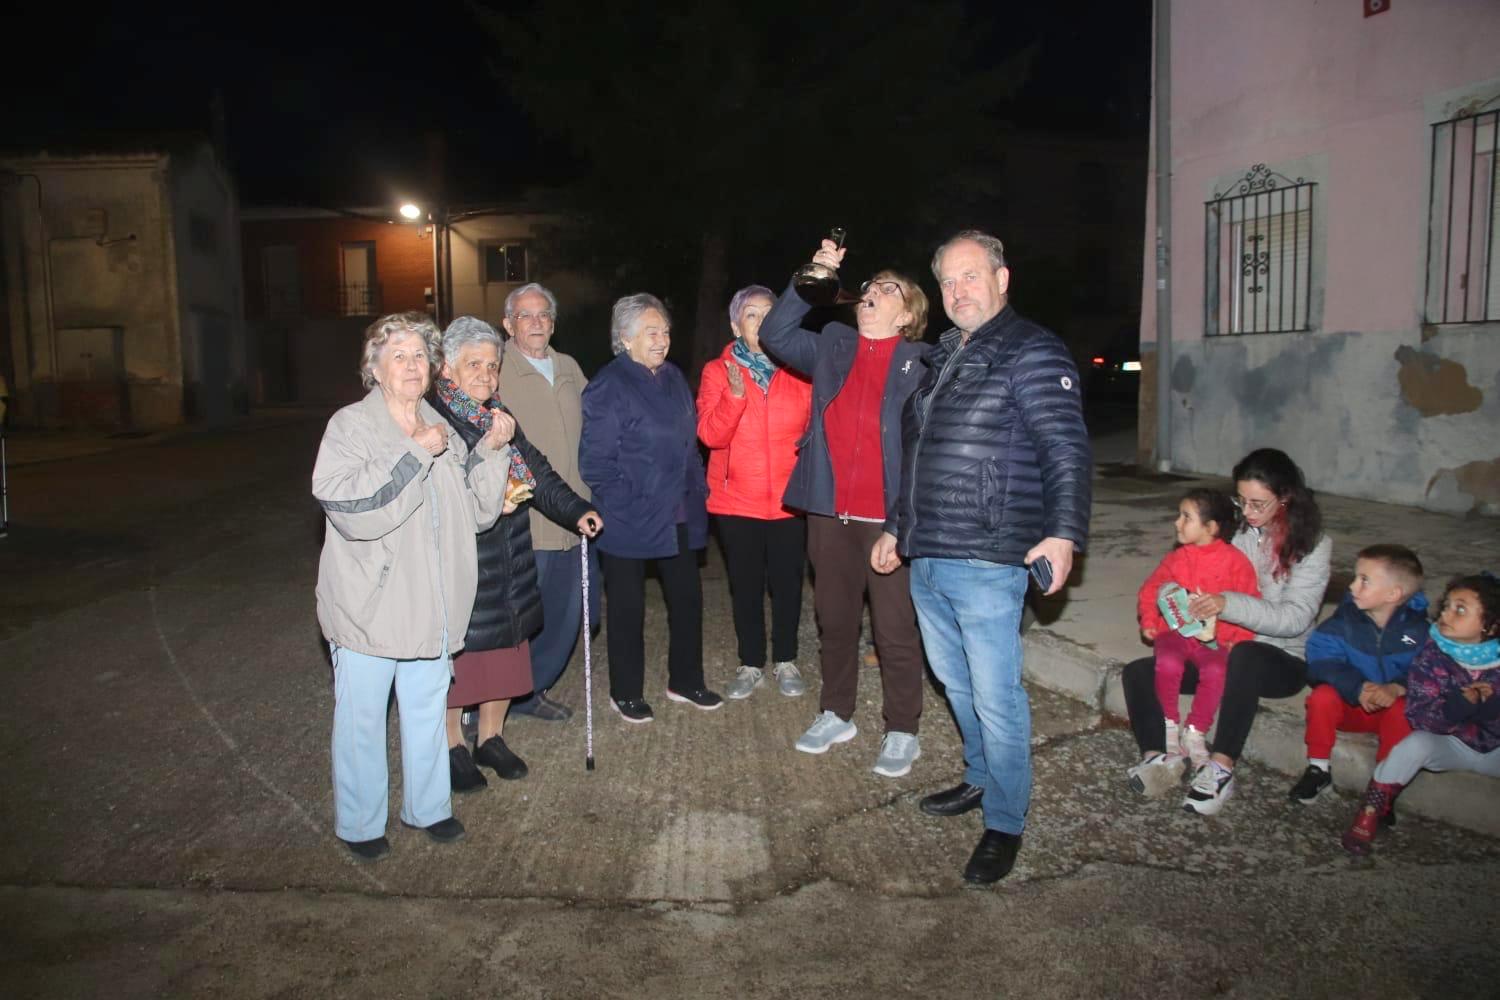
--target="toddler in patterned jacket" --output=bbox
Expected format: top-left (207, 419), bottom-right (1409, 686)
top-left (1342, 572), bottom-right (1500, 854)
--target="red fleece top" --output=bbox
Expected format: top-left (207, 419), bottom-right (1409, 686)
top-left (823, 335), bottom-right (897, 521)
top-left (1137, 538), bottom-right (1261, 647)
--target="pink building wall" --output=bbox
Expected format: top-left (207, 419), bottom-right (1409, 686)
top-left (1141, 0), bottom-right (1500, 513)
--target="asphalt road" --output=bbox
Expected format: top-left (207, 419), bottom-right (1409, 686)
top-left (1, 415), bottom-right (1496, 999)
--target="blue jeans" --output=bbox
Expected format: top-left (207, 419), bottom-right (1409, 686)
top-left (909, 558), bottom-right (1030, 835)
top-left (330, 646), bottom-right (451, 842)
top-left (527, 545), bottom-right (601, 695)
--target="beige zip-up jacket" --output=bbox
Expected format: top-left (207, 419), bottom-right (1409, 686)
top-left (313, 388), bottom-right (511, 660)
top-left (497, 339), bottom-right (590, 552)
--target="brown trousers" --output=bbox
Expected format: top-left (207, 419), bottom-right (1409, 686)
top-left (806, 514), bottom-right (924, 734)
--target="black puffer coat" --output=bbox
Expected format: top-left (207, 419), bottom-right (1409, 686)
top-left (431, 395), bottom-right (594, 651)
top-left (895, 304), bottom-right (1091, 565)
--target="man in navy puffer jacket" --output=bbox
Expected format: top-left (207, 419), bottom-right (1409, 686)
top-left (880, 230), bottom-right (1091, 885)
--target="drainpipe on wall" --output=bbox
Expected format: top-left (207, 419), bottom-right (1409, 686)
top-left (1153, 0), bottom-right (1173, 473)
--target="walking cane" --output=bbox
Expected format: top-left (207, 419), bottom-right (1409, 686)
top-left (1, 420), bottom-right (9, 539)
top-left (580, 535), bottom-right (595, 771)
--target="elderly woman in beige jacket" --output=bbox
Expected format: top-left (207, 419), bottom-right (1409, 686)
top-left (499, 283), bottom-right (597, 720)
top-left (313, 311), bottom-right (515, 862)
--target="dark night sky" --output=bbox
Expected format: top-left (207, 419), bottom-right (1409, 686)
top-left (6, 1), bottom-right (1151, 209)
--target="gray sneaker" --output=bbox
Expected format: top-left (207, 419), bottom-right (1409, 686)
top-left (724, 666), bottom-right (764, 700)
top-left (872, 731), bottom-right (921, 777)
top-left (795, 710), bottom-right (857, 754)
top-left (773, 661), bottom-right (806, 697)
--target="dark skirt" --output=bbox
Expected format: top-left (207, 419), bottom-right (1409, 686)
top-left (447, 641), bottom-right (534, 708)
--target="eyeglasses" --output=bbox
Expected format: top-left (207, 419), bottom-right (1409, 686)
top-left (1232, 495), bottom-right (1280, 514)
top-left (859, 279), bottom-right (905, 300)
top-left (514, 310), bottom-right (555, 324)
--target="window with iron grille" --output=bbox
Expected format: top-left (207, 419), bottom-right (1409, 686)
top-left (481, 242), bottom-right (530, 284)
top-left (1424, 107), bottom-right (1500, 325)
top-left (1204, 165), bottom-right (1316, 336)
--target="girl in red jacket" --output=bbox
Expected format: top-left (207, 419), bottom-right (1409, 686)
top-left (697, 285), bottom-right (814, 700)
top-left (1137, 489), bottom-right (1261, 768)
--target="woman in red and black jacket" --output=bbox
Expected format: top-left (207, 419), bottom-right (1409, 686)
top-left (698, 285), bottom-right (814, 701)
top-left (756, 242), bottom-right (931, 778)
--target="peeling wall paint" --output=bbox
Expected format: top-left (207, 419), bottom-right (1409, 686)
top-left (1138, 0), bottom-right (1500, 518)
top-left (1394, 346), bottom-right (1483, 416)
top-left (1426, 457), bottom-right (1500, 516)
top-left (1165, 328), bottom-right (1498, 515)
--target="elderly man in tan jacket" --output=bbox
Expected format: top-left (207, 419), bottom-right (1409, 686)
top-left (499, 282), bottom-right (596, 720)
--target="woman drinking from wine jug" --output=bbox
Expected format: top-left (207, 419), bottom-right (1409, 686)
top-left (756, 239), bottom-right (931, 779)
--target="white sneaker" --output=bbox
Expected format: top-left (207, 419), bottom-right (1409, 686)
top-left (724, 666), bottom-right (764, 700)
top-left (773, 661), bottom-right (806, 697)
top-left (1183, 762), bottom-right (1235, 816)
top-left (1180, 725), bottom-right (1210, 769)
top-left (1127, 752), bottom-right (1185, 797)
top-left (872, 732), bottom-right (921, 777)
top-left (795, 710), bottom-right (857, 754)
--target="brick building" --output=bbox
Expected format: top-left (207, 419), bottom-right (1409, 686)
top-left (241, 208), bottom-right (435, 403)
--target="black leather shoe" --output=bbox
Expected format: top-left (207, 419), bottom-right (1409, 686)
top-left (449, 745), bottom-right (488, 794)
top-left (963, 829), bottom-right (1022, 885)
top-left (340, 836), bottom-right (390, 862)
top-left (920, 782), bottom-right (984, 817)
top-left (474, 735), bottom-right (529, 780)
top-left (402, 816), bottom-right (466, 843)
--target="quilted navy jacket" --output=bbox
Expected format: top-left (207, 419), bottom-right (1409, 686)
top-left (431, 393), bottom-right (594, 651)
top-left (1304, 592), bottom-right (1430, 705)
top-left (896, 304), bottom-right (1091, 565)
top-left (579, 354), bottom-right (709, 560)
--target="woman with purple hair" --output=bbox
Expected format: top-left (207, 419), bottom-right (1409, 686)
top-left (697, 285), bottom-right (814, 702)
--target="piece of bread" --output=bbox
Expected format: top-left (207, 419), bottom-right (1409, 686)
top-left (505, 477), bottom-right (534, 505)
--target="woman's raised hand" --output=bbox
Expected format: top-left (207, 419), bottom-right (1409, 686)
top-left (411, 422), bottom-right (447, 456)
top-left (812, 239), bottom-right (846, 271)
top-left (725, 359), bottom-right (745, 398)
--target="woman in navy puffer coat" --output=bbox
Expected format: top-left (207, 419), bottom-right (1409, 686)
top-left (580, 294), bottom-right (722, 724)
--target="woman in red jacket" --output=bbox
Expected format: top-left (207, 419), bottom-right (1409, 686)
top-left (698, 284), bottom-right (814, 700)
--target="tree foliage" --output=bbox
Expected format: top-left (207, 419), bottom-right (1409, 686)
top-left (474, 0), bottom-right (1027, 376)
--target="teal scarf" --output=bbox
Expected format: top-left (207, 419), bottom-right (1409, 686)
top-left (731, 339), bottom-right (778, 394)
top-left (1429, 623), bottom-right (1500, 669)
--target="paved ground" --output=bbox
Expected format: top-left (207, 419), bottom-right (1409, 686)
top-left (2, 413), bottom-right (1498, 998)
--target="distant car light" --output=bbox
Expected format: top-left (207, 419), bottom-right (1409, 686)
top-left (1092, 356), bottom-right (1106, 366)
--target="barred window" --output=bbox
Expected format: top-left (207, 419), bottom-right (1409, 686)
top-left (1425, 107), bottom-right (1500, 324)
top-left (1204, 165), bottom-right (1316, 336)
top-left (481, 242), bottom-right (529, 284)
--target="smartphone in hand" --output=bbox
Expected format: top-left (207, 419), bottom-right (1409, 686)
top-left (1028, 556), bottom-right (1054, 592)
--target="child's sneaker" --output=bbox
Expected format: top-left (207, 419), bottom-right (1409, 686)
top-left (1179, 725), bottom-right (1210, 769)
top-left (1127, 752), bottom-right (1185, 797)
top-left (1288, 764), bottom-right (1333, 803)
top-left (1183, 761), bottom-right (1235, 816)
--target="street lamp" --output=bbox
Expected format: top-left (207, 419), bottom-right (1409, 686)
top-left (399, 202), bottom-right (422, 220)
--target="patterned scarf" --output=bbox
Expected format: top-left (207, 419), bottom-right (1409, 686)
top-left (432, 376), bottom-right (534, 488)
top-left (731, 339), bottom-right (778, 394)
top-left (1428, 622), bottom-right (1500, 670)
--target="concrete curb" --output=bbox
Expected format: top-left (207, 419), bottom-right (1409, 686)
top-left (1023, 627), bottom-right (1500, 836)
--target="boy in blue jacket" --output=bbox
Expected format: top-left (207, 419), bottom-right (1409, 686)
top-left (1290, 544), bottom-right (1428, 803)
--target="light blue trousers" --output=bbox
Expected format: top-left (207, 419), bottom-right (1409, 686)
top-left (330, 646), bottom-right (452, 842)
